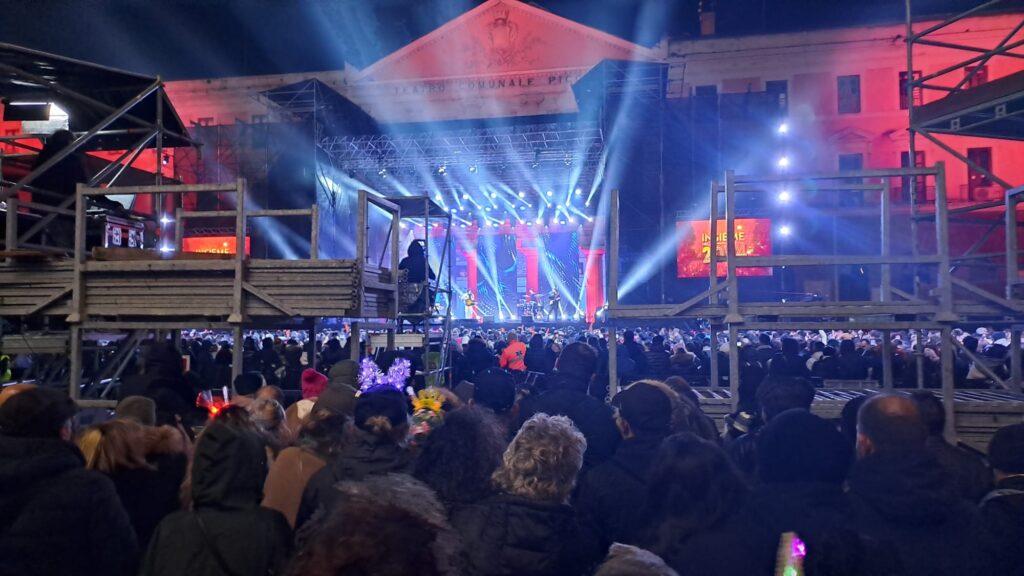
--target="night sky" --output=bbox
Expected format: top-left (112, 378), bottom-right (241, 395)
top-left (0, 0), bottom-right (1018, 80)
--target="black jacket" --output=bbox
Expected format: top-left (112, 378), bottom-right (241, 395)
top-left (848, 449), bottom-right (996, 576)
top-left (575, 434), bottom-right (662, 549)
top-left (296, 429), bottom-right (413, 530)
top-left (524, 346), bottom-right (552, 374)
top-left (643, 349), bottom-right (671, 377)
top-left (656, 499), bottom-right (779, 576)
top-left (108, 465), bottom-right (183, 550)
top-left (980, 475), bottom-right (1024, 574)
top-left (0, 436), bottom-right (139, 576)
top-left (925, 436), bottom-right (993, 503)
top-left (450, 493), bottom-right (600, 576)
top-left (748, 481), bottom-right (854, 541)
top-left (140, 424), bottom-right (292, 576)
top-left (516, 373), bottom-right (621, 470)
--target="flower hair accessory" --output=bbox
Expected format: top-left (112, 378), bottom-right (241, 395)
top-left (357, 357), bottom-right (411, 396)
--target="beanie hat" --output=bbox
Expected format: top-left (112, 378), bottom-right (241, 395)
top-left (612, 382), bottom-right (672, 437)
top-left (312, 383), bottom-right (357, 417)
top-left (234, 372), bottom-right (263, 396)
top-left (472, 368), bottom-right (516, 414)
top-left (328, 360), bottom-right (359, 388)
top-left (116, 395), bottom-right (157, 427)
top-left (0, 387), bottom-right (78, 438)
top-left (354, 389), bottom-right (409, 434)
top-left (989, 422), bottom-right (1024, 474)
top-left (301, 368), bottom-right (328, 399)
top-left (757, 408), bottom-right (852, 485)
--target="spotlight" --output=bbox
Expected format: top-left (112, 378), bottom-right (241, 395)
top-left (159, 214), bottom-right (173, 225)
top-left (568, 216), bottom-right (576, 224)
top-left (779, 224), bottom-right (793, 237)
top-left (546, 190), bottom-right (553, 197)
top-left (585, 200), bottom-right (590, 207)
top-left (159, 244), bottom-right (173, 253)
top-left (535, 217), bottom-right (543, 224)
top-left (459, 223), bottom-right (467, 228)
top-left (438, 164), bottom-right (447, 176)
top-left (574, 188), bottom-right (582, 196)
top-left (485, 207), bottom-right (492, 212)
top-left (468, 164), bottom-right (478, 174)
top-left (161, 154), bottom-right (170, 166)
top-left (777, 156), bottom-right (791, 169)
top-left (510, 315), bottom-right (516, 320)
top-left (490, 192), bottom-right (497, 199)
top-left (518, 191), bottom-right (526, 198)
top-left (399, 222), bottom-right (406, 229)
top-left (462, 193), bottom-right (470, 200)
top-left (451, 208), bottom-right (458, 213)
top-left (777, 121), bottom-right (789, 135)
top-left (378, 167), bottom-right (388, 178)
top-left (777, 190), bottom-right (792, 203)
top-left (559, 220), bottom-right (567, 225)
top-left (518, 205), bottom-right (525, 210)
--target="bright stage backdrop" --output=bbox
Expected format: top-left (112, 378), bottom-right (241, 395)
top-left (677, 218), bottom-right (773, 278)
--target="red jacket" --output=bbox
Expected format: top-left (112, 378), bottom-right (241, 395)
top-left (499, 341), bottom-right (528, 372)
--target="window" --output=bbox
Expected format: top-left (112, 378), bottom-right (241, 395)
top-left (838, 153), bottom-right (865, 206)
top-left (899, 71), bottom-right (922, 110)
top-left (900, 150), bottom-right (927, 202)
top-left (694, 84), bottom-right (718, 98)
top-left (964, 65), bottom-right (988, 89)
top-left (967, 147), bottom-right (993, 199)
top-left (766, 79), bottom-right (788, 111)
top-left (837, 75), bottom-right (861, 114)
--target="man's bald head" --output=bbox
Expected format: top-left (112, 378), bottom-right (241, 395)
top-left (856, 394), bottom-right (927, 457)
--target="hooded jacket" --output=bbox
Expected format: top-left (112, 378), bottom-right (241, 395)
top-left (848, 449), bottom-right (996, 576)
top-left (575, 434), bottom-right (663, 549)
top-left (140, 423), bottom-right (292, 576)
top-left (450, 493), bottom-right (600, 576)
top-left (0, 436), bottom-right (139, 576)
top-left (295, 428), bottom-right (413, 530)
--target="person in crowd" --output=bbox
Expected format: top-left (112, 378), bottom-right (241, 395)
top-left (241, 337), bottom-right (260, 374)
top-left (811, 345), bottom-right (840, 380)
top-left (318, 359), bottom-right (359, 417)
top-left (516, 341), bottom-right (621, 470)
top-left (577, 380), bottom-right (674, 549)
top-left (31, 129), bottom-right (90, 247)
top-left (524, 333), bottom-right (552, 374)
top-left (281, 340), bottom-right (305, 390)
top-left (263, 411), bottom-right (348, 527)
top-left (622, 330), bottom-right (649, 375)
top-left (140, 422), bottom-right (292, 576)
top-left (463, 336), bottom-right (497, 379)
top-left (288, 473), bottom-right (458, 576)
top-left (116, 395), bottom-right (158, 426)
top-left (644, 335), bottom-right (672, 378)
top-left (768, 337), bottom-right (809, 377)
top-left (750, 409), bottom-right (855, 542)
top-left (468, 367), bottom-right (518, 436)
top-left (499, 331), bottom-right (528, 373)
top-left (839, 394), bottom-right (869, 448)
top-left (847, 394), bottom-right (995, 576)
top-left (0, 387), bottom-right (139, 576)
top-left (285, 368), bottom-right (329, 433)
top-left (121, 342), bottom-right (199, 426)
top-left (258, 336), bottom-right (282, 386)
top-left (450, 414), bottom-right (599, 576)
top-left (668, 345), bottom-right (699, 381)
top-left (639, 433), bottom-right (777, 575)
top-left (728, 375), bottom-right (815, 479)
top-left (319, 337), bottom-right (345, 372)
top-left (662, 376), bottom-right (719, 442)
top-left (837, 339), bottom-right (869, 380)
top-left (593, 544), bottom-right (679, 576)
top-left (248, 398), bottom-right (291, 458)
top-left (981, 422), bottom-right (1024, 573)
top-left (77, 419), bottom-right (185, 549)
top-left (414, 405), bottom-right (507, 510)
top-left (909, 390), bottom-right (992, 502)
top-left (297, 387), bottom-right (413, 529)
top-left (755, 333), bottom-right (775, 367)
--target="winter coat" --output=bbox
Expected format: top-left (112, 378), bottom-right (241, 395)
top-left (296, 429), bottom-right (413, 530)
top-left (0, 436), bottom-right (139, 576)
top-left (980, 475), bottom-right (1024, 574)
top-left (575, 435), bottom-right (662, 549)
top-left (140, 423), bottom-right (292, 576)
top-left (747, 482), bottom-right (856, 541)
top-left (655, 499), bottom-right (779, 576)
top-left (644, 349), bottom-right (671, 378)
top-left (262, 446), bottom-right (327, 528)
top-left (524, 345), bottom-right (552, 374)
top-left (836, 353), bottom-right (869, 380)
top-left (925, 436), bottom-right (993, 503)
top-left (517, 372), bottom-right (621, 470)
top-left (848, 449), bottom-right (997, 576)
top-left (450, 493), bottom-right (601, 576)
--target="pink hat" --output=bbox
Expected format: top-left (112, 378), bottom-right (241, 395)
top-left (301, 368), bottom-right (328, 399)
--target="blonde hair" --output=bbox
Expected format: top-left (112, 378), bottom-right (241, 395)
top-left (78, 419), bottom-right (153, 474)
top-left (492, 413), bottom-right (586, 503)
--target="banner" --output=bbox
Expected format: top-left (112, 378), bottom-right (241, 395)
top-left (677, 219), bottom-right (772, 278)
top-left (182, 236), bottom-right (251, 256)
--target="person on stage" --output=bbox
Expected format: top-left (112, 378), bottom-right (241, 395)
top-left (548, 289), bottom-right (562, 320)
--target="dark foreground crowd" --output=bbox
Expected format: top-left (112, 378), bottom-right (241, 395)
top-left (1, 338), bottom-right (1023, 576)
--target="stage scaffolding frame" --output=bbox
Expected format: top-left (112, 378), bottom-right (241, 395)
top-left (606, 163), bottom-right (1024, 444)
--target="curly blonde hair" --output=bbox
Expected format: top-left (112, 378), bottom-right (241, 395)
top-left (491, 413), bottom-right (586, 503)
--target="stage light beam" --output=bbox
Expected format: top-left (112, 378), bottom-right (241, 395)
top-left (777, 190), bottom-right (792, 203)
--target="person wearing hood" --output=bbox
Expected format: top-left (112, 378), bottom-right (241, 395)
top-left (450, 414), bottom-right (600, 576)
top-left (847, 394), bottom-right (995, 576)
top-left (296, 388), bottom-right (414, 530)
top-left (516, 342), bottom-right (620, 470)
top-left (140, 422), bottom-right (292, 576)
top-left (121, 342), bottom-right (199, 426)
top-left (0, 387), bottom-right (139, 576)
top-left (749, 409), bottom-right (857, 545)
top-left (980, 422), bottom-right (1024, 573)
top-left (576, 380), bottom-right (675, 550)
